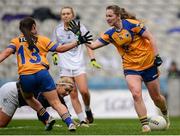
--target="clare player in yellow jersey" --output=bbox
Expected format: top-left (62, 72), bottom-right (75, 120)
top-left (68, 5), bottom-right (170, 133)
top-left (0, 17), bottom-right (92, 131)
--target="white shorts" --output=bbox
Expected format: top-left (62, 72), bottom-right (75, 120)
top-left (0, 82), bottom-right (19, 117)
top-left (59, 67), bottom-right (86, 77)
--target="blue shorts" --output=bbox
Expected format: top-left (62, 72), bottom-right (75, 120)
top-left (19, 69), bottom-right (56, 93)
top-left (124, 66), bottom-right (159, 82)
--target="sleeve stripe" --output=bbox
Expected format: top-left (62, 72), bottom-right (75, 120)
top-left (98, 38), bottom-right (109, 45)
top-left (138, 28), bottom-right (146, 35)
top-left (11, 41), bottom-right (16, 45)
top-left (49, 43), bottom-right (59, 52)
top-left (46, 41), bottom-right (53, 48)
top-left (7, 45), bottom-right (16, 53)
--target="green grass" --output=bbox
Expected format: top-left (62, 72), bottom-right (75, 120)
top-left (0, 117), bottom-right (180, 135)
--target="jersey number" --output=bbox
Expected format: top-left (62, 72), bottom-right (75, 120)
top-left (18, 45), bottom-right (41, 64)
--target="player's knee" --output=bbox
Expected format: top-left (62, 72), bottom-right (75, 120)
top-left (131, 91), bottom-right (142, 101)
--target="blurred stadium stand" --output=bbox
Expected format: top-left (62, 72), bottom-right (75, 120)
top-left (0, 0), bottom-right (180, 90)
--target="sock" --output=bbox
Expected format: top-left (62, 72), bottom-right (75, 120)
top-left (37, 107), bottom-right (50, 124)
top-left (139, 116), bottom-right (148, 126)
top-left (161, 109), bottom-right (168, 116)
top-left (77, 112), bottom-right (86, 122)
top-left (61, 112), bottom-right (73, 126)
top-left (85, 105), bottom-right (91, 111)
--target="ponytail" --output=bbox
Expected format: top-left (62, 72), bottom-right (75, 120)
top-left (119, 7), bottom-right (136, 20)
top-left (19, 17), bottom-right (37, 51)
top-left (106, 5), bottom-right (136, 20)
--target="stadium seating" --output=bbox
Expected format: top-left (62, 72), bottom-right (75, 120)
top-left (0, 0), bottom-right (180, 89)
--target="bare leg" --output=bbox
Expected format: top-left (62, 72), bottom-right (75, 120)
top-left (70, 87), bottom-right (83, 115)
top-left (75, 74), bottom-right (93, 123)
top-left (125, 75), bottom-right (150, 132)
top-left (21, 91), bottom-right (42, 112)
top-left (145, 78), bottom-right (170, 128)
top-left (145, 78), bottom-right (167, 113)
top-left (43, 89), bottom-right (76, 131)
top-left (0, 110), bottom-right (12, 127)
top-left (74, 74), bottom-right (90, 107)
top-left (43, 90), bottom-right (68, 116)
top-left (126, 75), bottom-right (147, 118)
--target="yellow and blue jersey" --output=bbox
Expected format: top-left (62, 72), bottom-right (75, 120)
top-left (99, 19), bottom-right (154, 71)
top-left (7, 34), bottom-right (59, 75)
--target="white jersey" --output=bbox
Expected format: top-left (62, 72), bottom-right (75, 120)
top-left (51, 22), bottom-right (88, 70)
top-left (0, 82), bottom-right (19, 116)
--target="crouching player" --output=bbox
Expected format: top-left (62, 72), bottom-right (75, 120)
top-left (0, 77), bottom-right (74, 131)
top-left (37, 77), bottom-right (76, 127)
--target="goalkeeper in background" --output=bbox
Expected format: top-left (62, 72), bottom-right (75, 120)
top-left (51, 6), bottom-right (101, 126)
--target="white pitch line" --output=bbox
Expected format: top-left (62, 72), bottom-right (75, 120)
top-left (0, 126), bottom-right (33, 129)
top-left (54, 124), bottom-right (63, 128)
top-left (88, 123), bottom-right (97, 126)
top-left (0, 124), bottom-right (95, 130)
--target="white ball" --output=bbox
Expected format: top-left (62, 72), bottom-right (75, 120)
top-left (149, 115), bottom-right (167, 130)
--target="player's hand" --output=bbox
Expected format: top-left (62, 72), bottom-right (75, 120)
top-left (77, 31), bottom-right (93, 45)
top-left (68, 20), bottom-right (93, 45)
top-left (154, 54), bottom-right (163, 67)
top-left (52, 53), bottom-right (58, 65)
top-left (68, 20), bottom-right (81, 36)
top-left (90, 59), bottom-right (102, 69)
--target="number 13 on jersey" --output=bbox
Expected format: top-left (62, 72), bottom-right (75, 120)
top-left (17, 45), bottom-right (41, 64)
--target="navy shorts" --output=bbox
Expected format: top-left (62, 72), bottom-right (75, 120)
top-left (124, 66), bottom-right (159, 82)
top-left (19, 69), bottom-right (56, 93)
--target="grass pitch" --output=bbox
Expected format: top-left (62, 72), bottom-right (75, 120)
top-left (0, 117), bottom-right (180, 135)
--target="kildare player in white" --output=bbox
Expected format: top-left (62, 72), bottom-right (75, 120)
top-left (51, 6), bottom-right (101, 126)
top-left (0, 81), bottom-right (55, 130)
top-left (0, 77), bottom-right (74, 130)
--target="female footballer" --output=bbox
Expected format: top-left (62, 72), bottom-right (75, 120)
top-left (68, 5), bottom-right (170, 132)
top-left (0, 17), bottom-right (92, 131)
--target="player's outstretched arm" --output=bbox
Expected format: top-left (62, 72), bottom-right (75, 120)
top-left (0, 48), bottom-right (14, 63)
top-left (68, 20), bottom-right (106, 50)
top-left (55, 32), bottom-right (93, 53)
